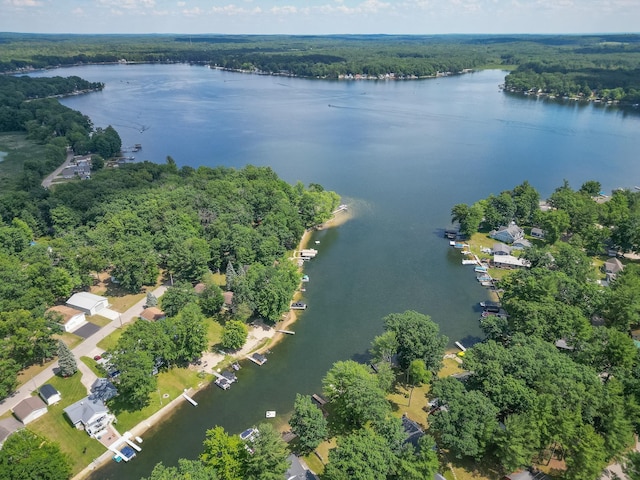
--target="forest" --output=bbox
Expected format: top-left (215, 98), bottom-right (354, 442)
top-left (1, 33), bottom-right (640, 102)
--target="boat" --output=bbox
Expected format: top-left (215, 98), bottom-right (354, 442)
top-left (476, 274), bottom-right (492, 282)
top-left (215, 377), bottom-right (230, 390)
top-left (474, 266), bottom-right (488, 273)
top-left (231, 362), bottom-right (241, 371)
top-left (265, 411), bottom-right (276, 418)
top-left (480, 281), bottom-right (493, 287)
top-left (291, 302), bottom-right (307, 310)
top-left (462, 259), bottom-right (477, 265)
top-left (461, 250), bottom-right (471, 255)
top-left (480, 300), bottom-right (500, 308)
top-left (301, 275), bottom-right (309, 282)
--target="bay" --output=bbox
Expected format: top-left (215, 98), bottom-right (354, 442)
top-left (31, 64), bottom-right (640, 479)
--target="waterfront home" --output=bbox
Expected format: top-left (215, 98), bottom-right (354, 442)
top-left (12, 397), bottom-right (48, 424)
top-left (604, 257), bottom-right (624, 282)
top-left (66, 292), bottom-right (109, 316)
top-left (39, 384), bottom-right (62, 406)
top-left (512, 238), bottom-right (532, 250)
top-left (489, 224), bottom-right (524, 244)
top-left (401, 414), bottom-right (425, 448)
top-left (493, 255), bottom-right (530, 268)
top-left (492, 243), bottom-right (512, 256)
top-left (64, 397), bottom-right (114, 437)
top-left (46, 305), bottom-right (86, 332)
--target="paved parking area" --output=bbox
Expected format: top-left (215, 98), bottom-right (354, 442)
top-left (73, 322), bottom-right (102, 339)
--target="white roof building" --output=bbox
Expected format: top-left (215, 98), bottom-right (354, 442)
top-left (493, 255), bottom-right (530, 268)
top-left (66, 292), bottom-right (109, 316)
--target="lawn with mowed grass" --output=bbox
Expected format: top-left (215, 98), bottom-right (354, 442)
top-left (96, 327), bottom-right (125, 351)
top-left (27, 373), bottom-right (106, 476)
top-left (109, 367), bottom-right (211, 432)
top-left (0, 132), bottom-right (47, 189)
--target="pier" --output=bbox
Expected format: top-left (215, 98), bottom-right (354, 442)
top-left (182, 390), bottom-right (198, 406)
top-left (276, 329), bottom-right (295, 335)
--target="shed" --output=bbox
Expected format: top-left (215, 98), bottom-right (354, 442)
top-left (46, 305), bottom-right (86, 332)
top-left (39, 384), bottom-right (61, 406)
top-left (66, 292), bottom-right (109, 316)
top-left (0, 417), bottom-right (23, 449)
top-left (250, 353), bottom-right (267, 365)
top-left (140, 307), bottom-right (166, 322)
top-left (13, 397), bottom-right (48, 425)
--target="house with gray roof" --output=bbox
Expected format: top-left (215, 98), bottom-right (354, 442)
top-left (0, 417), bottom-right (23, 449)
top-left (89, 378), bottom-right (118, 402)
top-left (490, 224), bottom-right (524, 244)
top-left (66, 292), bottom-right (109, 316)
top-left (492, 243), bottom-right (512, 256)
top-left (64, 397), bottom-right (114, 437)
top-left (531, 227), bottom-right (545, 239)
top-left (285, 454), bottom-right (319, 480)
top-left (512, 238), bottom-right (532, 250)
top-left (604, 258), bottom-right (624, 282)
top-left (12, 397), bottom-right (48, 425)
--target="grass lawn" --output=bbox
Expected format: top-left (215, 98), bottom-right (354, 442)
top-left (27, 373), bottom-right (106, 476)
top-left (88, 315), bottom-right (113, 328)
top-left (0, 132), bottom-right (47, 190)
top-left (110, 367), bottom-right (211, 432)
top-left (96, 328), bottom-right (125, 351)
top-left (303, 438), bottom-right (336, 475)
top-left (104, 292), bottom-right (145, 313)
top-left (54, 331), bottom-right (83, 349)
top-left (80, 356), bottom-right (105, 377)
top-left (438, 356), bottom-right (465, 378)
top-left (207, 319), bottom-right (224, 346)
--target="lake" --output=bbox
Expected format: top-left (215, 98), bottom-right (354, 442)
top-left (32, 64), bottom-right (640, 478)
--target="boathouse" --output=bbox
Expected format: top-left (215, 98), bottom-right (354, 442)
top-left (250, 353), bottom-right (268, 365)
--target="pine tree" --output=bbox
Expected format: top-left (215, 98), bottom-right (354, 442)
top-left (146, 292), bottom-right (158, 307)
top-left (225, 261), bottom-right (237, 291)
top-left (57, 340), bottom-right (77, 377)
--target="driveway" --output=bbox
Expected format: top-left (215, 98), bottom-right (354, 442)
top-left (73, 323), bottom-right (102, 340)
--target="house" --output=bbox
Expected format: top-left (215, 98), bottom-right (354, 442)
top-left (0, 417), bottom-right (23, 449)
top-left (604, 258), bottom-right (624, 281)
top-left (66, 292), bottom-right (109, 316)
top-left (531, 227), bottom-right (545, 239)
top-left (12, 397), bottom-right (48, 425)
top-left (504, 470), bottom-right (551, 480)
top-left (511, 238), bottom-right (532, 250)
top-left (285, 453), bottom-right (319, 480)
top-left (492, 243), bottom-right (512, 256)
top-left (39, 384), bottom-right (61, 406)
top-left (140, 307), bottom-right (166, 322)
top-left (489, 224), bottom-right (525, 244)
top-left (89, 378), bottom-right (118, 402)
top-left (64, 397), bottom-right (114, 437)
top-left (46, 305), bottom-right (86, 332)
top-left (493, 255), bottom-right (530, 268)
top-left (401, 414), bottom-right (425, 448)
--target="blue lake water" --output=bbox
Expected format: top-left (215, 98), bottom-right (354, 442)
top-left (31, 64), bottom-right (640, 478)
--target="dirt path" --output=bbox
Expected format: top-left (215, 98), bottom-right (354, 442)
top-left (41, 147), bottom-right (74, 188)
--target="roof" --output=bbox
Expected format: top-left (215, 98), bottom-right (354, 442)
top-left (505, 470), bottom-right (551, 480)
top-left (493, 243), bottom-right (512, 254)
top-left (0, 417), bottom-right (23, 445)
top-left (63, 397), bottom-right (108, 426)
top-left (89, 378), bottom-right (118, 402)
top-left (531, 227), bottom-right (544, 236)
top-left (140, 307), bottom-right (166, 321)
top-left (39, 384), bottom-right (60, 400)
top-left (285, 454), bottom-right (319, 480)
top-left (46, 305), bottom-right (84, 324)
top-left (490, 224), bottom-right (524, 242)
top-left (13, 397), bottom-right (47, 421)
top-left (512, 239), bottom-right (532, 249)
top-left (605, 258), bottom-right (624, 273)
top-left (67, 292), bottom-right (108, 310)
top-left (493, 255), bottom-right (530, 267)
top-left (401, 414), bottom-right (424, 448)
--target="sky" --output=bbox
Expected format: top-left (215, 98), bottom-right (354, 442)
top-left (1, 0), bottom-right (639, 35)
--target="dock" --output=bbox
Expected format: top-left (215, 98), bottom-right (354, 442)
top-left (249, 353), bottom-right (268, 366)
top-left (182, 390), bottom-right (198, 406)
top-left (455, 341), bottom-right (467, 352)
top-left (332, 204), bottom-right (348, 215)
top-left (277, 329), bottom-right (295, 335)
top-left (311, 393), bottom-right (328, 406)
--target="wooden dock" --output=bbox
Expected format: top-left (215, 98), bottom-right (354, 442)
top-left (455, 341), bottom-right (467, 352)
top-left (182, 391), bottom-right (198, 406)
top-left (276, 329), bottom-right (295, 335)
top-left (311, 393), bottom-right (327, 406)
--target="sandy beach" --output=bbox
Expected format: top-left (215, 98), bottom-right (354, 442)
top-left (73, 206), bottom-right (353, 479)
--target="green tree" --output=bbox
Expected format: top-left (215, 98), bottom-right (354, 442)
top-left (0, 357), bottom-right (20, 399)
top-left (200, 426), bottom-right (246, 480)
top-left (322, 360), bottom-right (390, 430)
top-left (394, 435), bottom-right (439, 480)
top-left (323, 428), bottom-right (395, 480)
top-left (161, 281), bottom-right (198, 317)
top-left (166, 237), bottom-right (211, 283)
top-left (57, 339), bottom-right (77, 377)
top-left (625, 452), bottom-right (640, 480)
top-left (0, 429), bottom-right (71, 480)
top-left (142, 459), bottom-right (217, 480)
top-left (110, 349), bottom-right (156, 409)
top-left (370, 330), bottom-right (398, 364)
top-left (539, 209), bottom-right (570, 244)
top-left (289, 394), bottom-right (328, 454)
top-left (168, 303), bottom-right (208, 363)
top-left (383, 310), bottom-right (448, 371)
top-left (198, 283), bottom-right (224, 316)
top-left (244, 423), bottom-right (290, 480)
top-left (146, 292), bottom-right (158, 307)
top-left (221, 320), bottom-right (248, 350)
top-left (407, 359), bottom-right (431, 386)
top-left (564, 424), bottom-right (607, 480)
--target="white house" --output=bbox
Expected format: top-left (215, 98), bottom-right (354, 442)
top-left (66, 292), bottom-right (109, 316)
top-left (12, 397), bottom-right (48, 425)
top-left (489, 224), bottom-right (525, 244)
top-left (64, 397), bottom-right (114, 437)
top-left (46, 305), bottom-right (86, 332)
top-left (39, 384), bottom-right (62, 406)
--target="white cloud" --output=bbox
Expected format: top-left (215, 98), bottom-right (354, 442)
top-left (4, 0), bottom-right (43, 6)
top-left (177, 1), bottom-right (185, 5)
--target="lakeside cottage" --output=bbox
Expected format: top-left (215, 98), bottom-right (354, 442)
top-left (489, 224), bottom-right (525, 244)
top-left (64, 397), bottom-right (114, 437)
top-left (492, 243), bottom-right (512, 256)
top-left (531, 227), bottom-right (545, 239)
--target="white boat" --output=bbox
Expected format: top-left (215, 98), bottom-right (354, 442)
top-left (265, 411), bottom-right (276, 418)
top-left (462, 259), bottom-right (477, 265)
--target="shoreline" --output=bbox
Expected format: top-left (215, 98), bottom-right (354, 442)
top-left (73, 206), bottom-right (353, 479)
